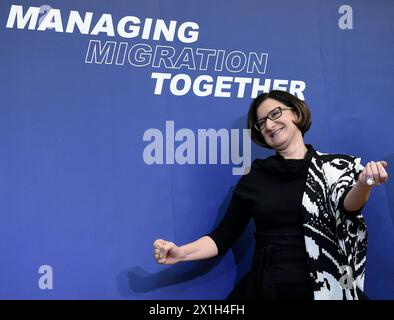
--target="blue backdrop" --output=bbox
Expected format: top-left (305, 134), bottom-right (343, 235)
top-left (0, 0), bottom-right (393, 299)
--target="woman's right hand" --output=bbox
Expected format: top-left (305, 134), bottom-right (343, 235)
top-left (153, 239), bottom-right (183, 265)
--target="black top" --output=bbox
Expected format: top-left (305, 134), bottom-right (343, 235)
top-left (207, 145), bottom-right (316, 297)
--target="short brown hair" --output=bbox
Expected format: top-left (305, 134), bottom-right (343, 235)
top-left (247, 90), bottom-right (312, 149)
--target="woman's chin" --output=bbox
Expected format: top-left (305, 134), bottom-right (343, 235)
top-left (268, 137), bottom-right (286, 148)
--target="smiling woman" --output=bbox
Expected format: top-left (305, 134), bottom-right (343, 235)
top-left (153, 90), bottom-right (388, 300)
top-left (248, 90), bottom-right (311, 150)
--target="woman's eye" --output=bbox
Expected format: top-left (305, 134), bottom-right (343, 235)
top-left (271, 110), bottom-right (280, 118)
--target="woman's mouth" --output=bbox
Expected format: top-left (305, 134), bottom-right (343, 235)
top-left (271, 128), bottom-right (283, 138)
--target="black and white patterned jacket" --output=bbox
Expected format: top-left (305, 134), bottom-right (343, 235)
top-left (303, 150), bottom-right (367, 300)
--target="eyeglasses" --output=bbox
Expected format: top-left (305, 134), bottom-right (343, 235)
top-left (254, 106), bottom-right (293, 131)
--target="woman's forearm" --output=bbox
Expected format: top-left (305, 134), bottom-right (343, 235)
top-left (179, 236), bottom-right (218, 262)
top-left (343, 181), bottom-right (373, 212)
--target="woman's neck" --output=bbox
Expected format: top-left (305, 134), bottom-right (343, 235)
top-left (277, 142), bottom-right (308, 159)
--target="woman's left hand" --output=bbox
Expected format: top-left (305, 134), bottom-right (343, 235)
top-left (358, 161), bottom-right (389, 187)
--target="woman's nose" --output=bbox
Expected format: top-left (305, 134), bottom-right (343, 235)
top-left (265, 118), bottom-right (275, 130)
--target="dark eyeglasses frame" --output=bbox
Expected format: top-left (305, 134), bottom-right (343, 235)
top-left (254, 106), bottom-right (293, 131)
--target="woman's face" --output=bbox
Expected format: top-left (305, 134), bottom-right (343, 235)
top-left (256, 98), bottom-right (301, 149)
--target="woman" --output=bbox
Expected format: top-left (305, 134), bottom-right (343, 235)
top-left (152, 90), bottom-right (388, 300)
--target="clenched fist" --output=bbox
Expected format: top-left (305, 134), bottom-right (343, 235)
top-left (358, 161), bottom-right (388, 187)
top-left (153, 239), bottom-right (183, 265)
